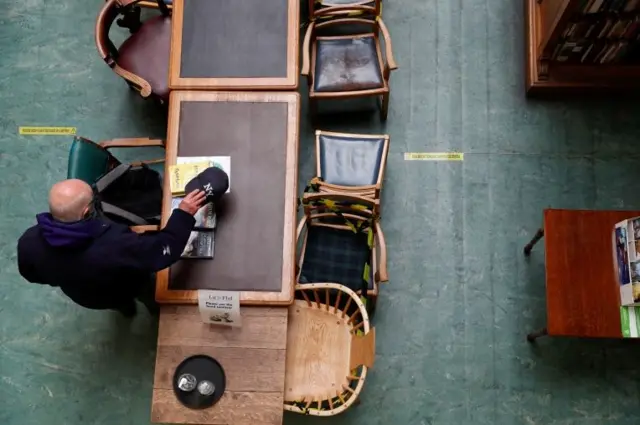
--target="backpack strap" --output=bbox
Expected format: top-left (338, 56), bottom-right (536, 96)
top-left (101, 202), bottom-right (148, 225)
top-left (95, 163), bottom-right (132, 193)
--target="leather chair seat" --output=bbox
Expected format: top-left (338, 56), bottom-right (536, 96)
top-left (313, 35), bottom-right (383, 93)
top-left (319, 134), bottom-right (385, 186)
top-left (118, 15), bottom-right (171, 100)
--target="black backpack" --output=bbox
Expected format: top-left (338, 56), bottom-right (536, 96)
top-left (94, 163), bottom-right (163, 226)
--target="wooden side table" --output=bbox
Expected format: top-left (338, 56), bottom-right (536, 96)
top-left (524, 209), bottom-right (640, 341)
top-left (152, 306), bottom-right (288, 425)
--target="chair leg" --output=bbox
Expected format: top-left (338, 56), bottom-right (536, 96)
top-left (527, 327), bottom-right (548, 343)
top-left (116, 6), bottom-right (142, 33)
top-left (524, 228), bottom-right (544, 256)
top-left (380, 93), bottom-right (390, 121)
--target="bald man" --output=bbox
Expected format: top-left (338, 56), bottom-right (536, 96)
top-left (17, 179), bottom-right (206, 317)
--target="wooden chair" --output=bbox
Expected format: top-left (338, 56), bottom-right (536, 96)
top-left (67, 136), bottom-right (165, 232)
top-left (309, 130), bottom-right (390, 201)
top-left (95, 0), bottom-right (172, 102)
top-left (284, 283), bottom-right (375, 416)
top-left (308, 0), bottom-right (381, 21)
top-left (301, 8), bottom-right (397, 120)
top-left (297, 193), bottom-right (388, 314)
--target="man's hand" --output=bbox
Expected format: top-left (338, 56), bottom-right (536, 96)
top-left (179, 190), bottom-right (207, 215)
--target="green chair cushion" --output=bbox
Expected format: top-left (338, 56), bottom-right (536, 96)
top-left (67, 137), bottom-right (118, 184)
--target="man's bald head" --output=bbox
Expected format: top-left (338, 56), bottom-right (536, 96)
top-left (49, 179), bottom-right (94, 222)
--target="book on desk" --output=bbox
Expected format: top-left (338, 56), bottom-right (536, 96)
top-left (168, 156), bottom-right (231, 260)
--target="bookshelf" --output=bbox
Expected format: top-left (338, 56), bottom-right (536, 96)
top-left (525, 0), bottom-right (640, 96)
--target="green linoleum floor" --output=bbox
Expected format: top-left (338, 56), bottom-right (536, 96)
top-left (3, 0), bottom-right (640, 424)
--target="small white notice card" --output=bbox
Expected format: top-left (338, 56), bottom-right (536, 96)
top-left (197, 290), bottom-right (241, 327)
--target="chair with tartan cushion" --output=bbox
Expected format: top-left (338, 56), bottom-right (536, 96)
top-left (67, 136), bottom-right (165, 231)
top-left (297, 193), bottom-right (388, 314)
top-left (309, 129), bottom-right (389, 205)
top-left (95, 0), bottom-right (172, 102)
top-left (301, 7), bottom-right (397, 120)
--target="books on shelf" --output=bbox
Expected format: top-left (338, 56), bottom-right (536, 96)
top-left (551, 1), bottom-right (640, 65)
top-left (181, 231), bottom-right (215, 259)
top-left (613, 217), bottom-right (640, 306)
top-left (172, 198), bottom-right (217, 229)
top-left (177, 156), bottom-right (231, 193)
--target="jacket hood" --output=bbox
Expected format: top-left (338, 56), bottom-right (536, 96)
top-left (36, 213), bottom-right (108, 248)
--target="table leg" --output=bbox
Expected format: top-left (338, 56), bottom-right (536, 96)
top-left (524, 228), bottom-right (544, 256)
top-left (526, 327), bottom-right (548, 342)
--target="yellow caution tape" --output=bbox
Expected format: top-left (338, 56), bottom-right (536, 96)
top-left (404, 152), bottom-right (463, 161)
top-left (19, 126), bottom-right (77, 135)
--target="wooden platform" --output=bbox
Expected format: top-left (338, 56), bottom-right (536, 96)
top-left (152, 305), bottom-right (288, 425)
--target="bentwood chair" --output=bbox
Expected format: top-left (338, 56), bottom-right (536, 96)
top-left (284, 283), bottom-right (375, 416)
top-left (297, 193), bottom-right (388, 314)
top-left (309, 130), bottom-right (390, 203)
top-left (95, 0), bottom-right (172, 102)
top-left (308, 0), bottom-right (381, 20)
top-left (302, 7), bottom-right (397, 120)
top-left (67, 136), bottom-right (165, 231)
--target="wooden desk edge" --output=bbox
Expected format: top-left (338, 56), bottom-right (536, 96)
top-left (156, 91), bottom-right (300, 306)
top-left (169, 0), bottom-right (299, 91)
top-left (542, 208), bottom-right (640, 339)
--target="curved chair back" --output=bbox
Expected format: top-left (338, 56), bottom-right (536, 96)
top-left (284, 283), bottom-right (375, 416)
top-left (67, 137), bottom-right (119, 184)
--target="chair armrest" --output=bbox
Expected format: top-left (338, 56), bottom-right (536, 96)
top-left (377, 18), bottom-right (397, 72)
top-left (301, 22), bottom-right (315, 76)
top-left (130, 225), bottom-right (159, 233)
top-left (129, 158), bottom-right (165, 167)
top-left (374, 221), bottom-right (388, 283)
top-left (99, 138), bottom-right (165, 149)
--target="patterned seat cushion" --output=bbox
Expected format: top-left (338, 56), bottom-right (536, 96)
top-left (314, 35), bottom-right (383, 93)
top-left (300, 225), bottom-right (373, 291)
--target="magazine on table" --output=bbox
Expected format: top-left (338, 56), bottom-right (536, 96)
top-left (181, 231), bottom-right (215, 259)
top-left (171, 198), bottom-right (217, 230)
top-left (177, 156), bottom-right (231, 193)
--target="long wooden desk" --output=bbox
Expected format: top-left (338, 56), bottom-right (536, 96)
top-left (155, 91), bottom-right (300, 306)
top-left (169, 0), bottom-right (299, 90)
top-left (525, 209), bottom-right (640, 340)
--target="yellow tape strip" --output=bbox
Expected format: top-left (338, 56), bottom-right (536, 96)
top-left (19, 126), bottom-right (77, 135)
top-left (404, 152), bottom-right (463, 161)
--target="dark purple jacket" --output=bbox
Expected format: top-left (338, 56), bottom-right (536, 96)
top-left (17, 209), bottom-right (194, 310)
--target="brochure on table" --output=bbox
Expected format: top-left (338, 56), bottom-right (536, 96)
top-left (198, 290), bottom-right (241, 327)
top-left (613, 217), bottom-right (640, 306)
top-left (169, 156), bottom-right (231, 259)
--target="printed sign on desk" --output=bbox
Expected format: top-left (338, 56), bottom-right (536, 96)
top-left (197, 290), bottom-right (241, 327)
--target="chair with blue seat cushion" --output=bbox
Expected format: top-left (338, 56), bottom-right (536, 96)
top-left (313, 129), bottom-right (389, 202)
top-left (296, 193), bottom-right (388, 315)
top-left (301, 7), bottom-right (397, 120)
